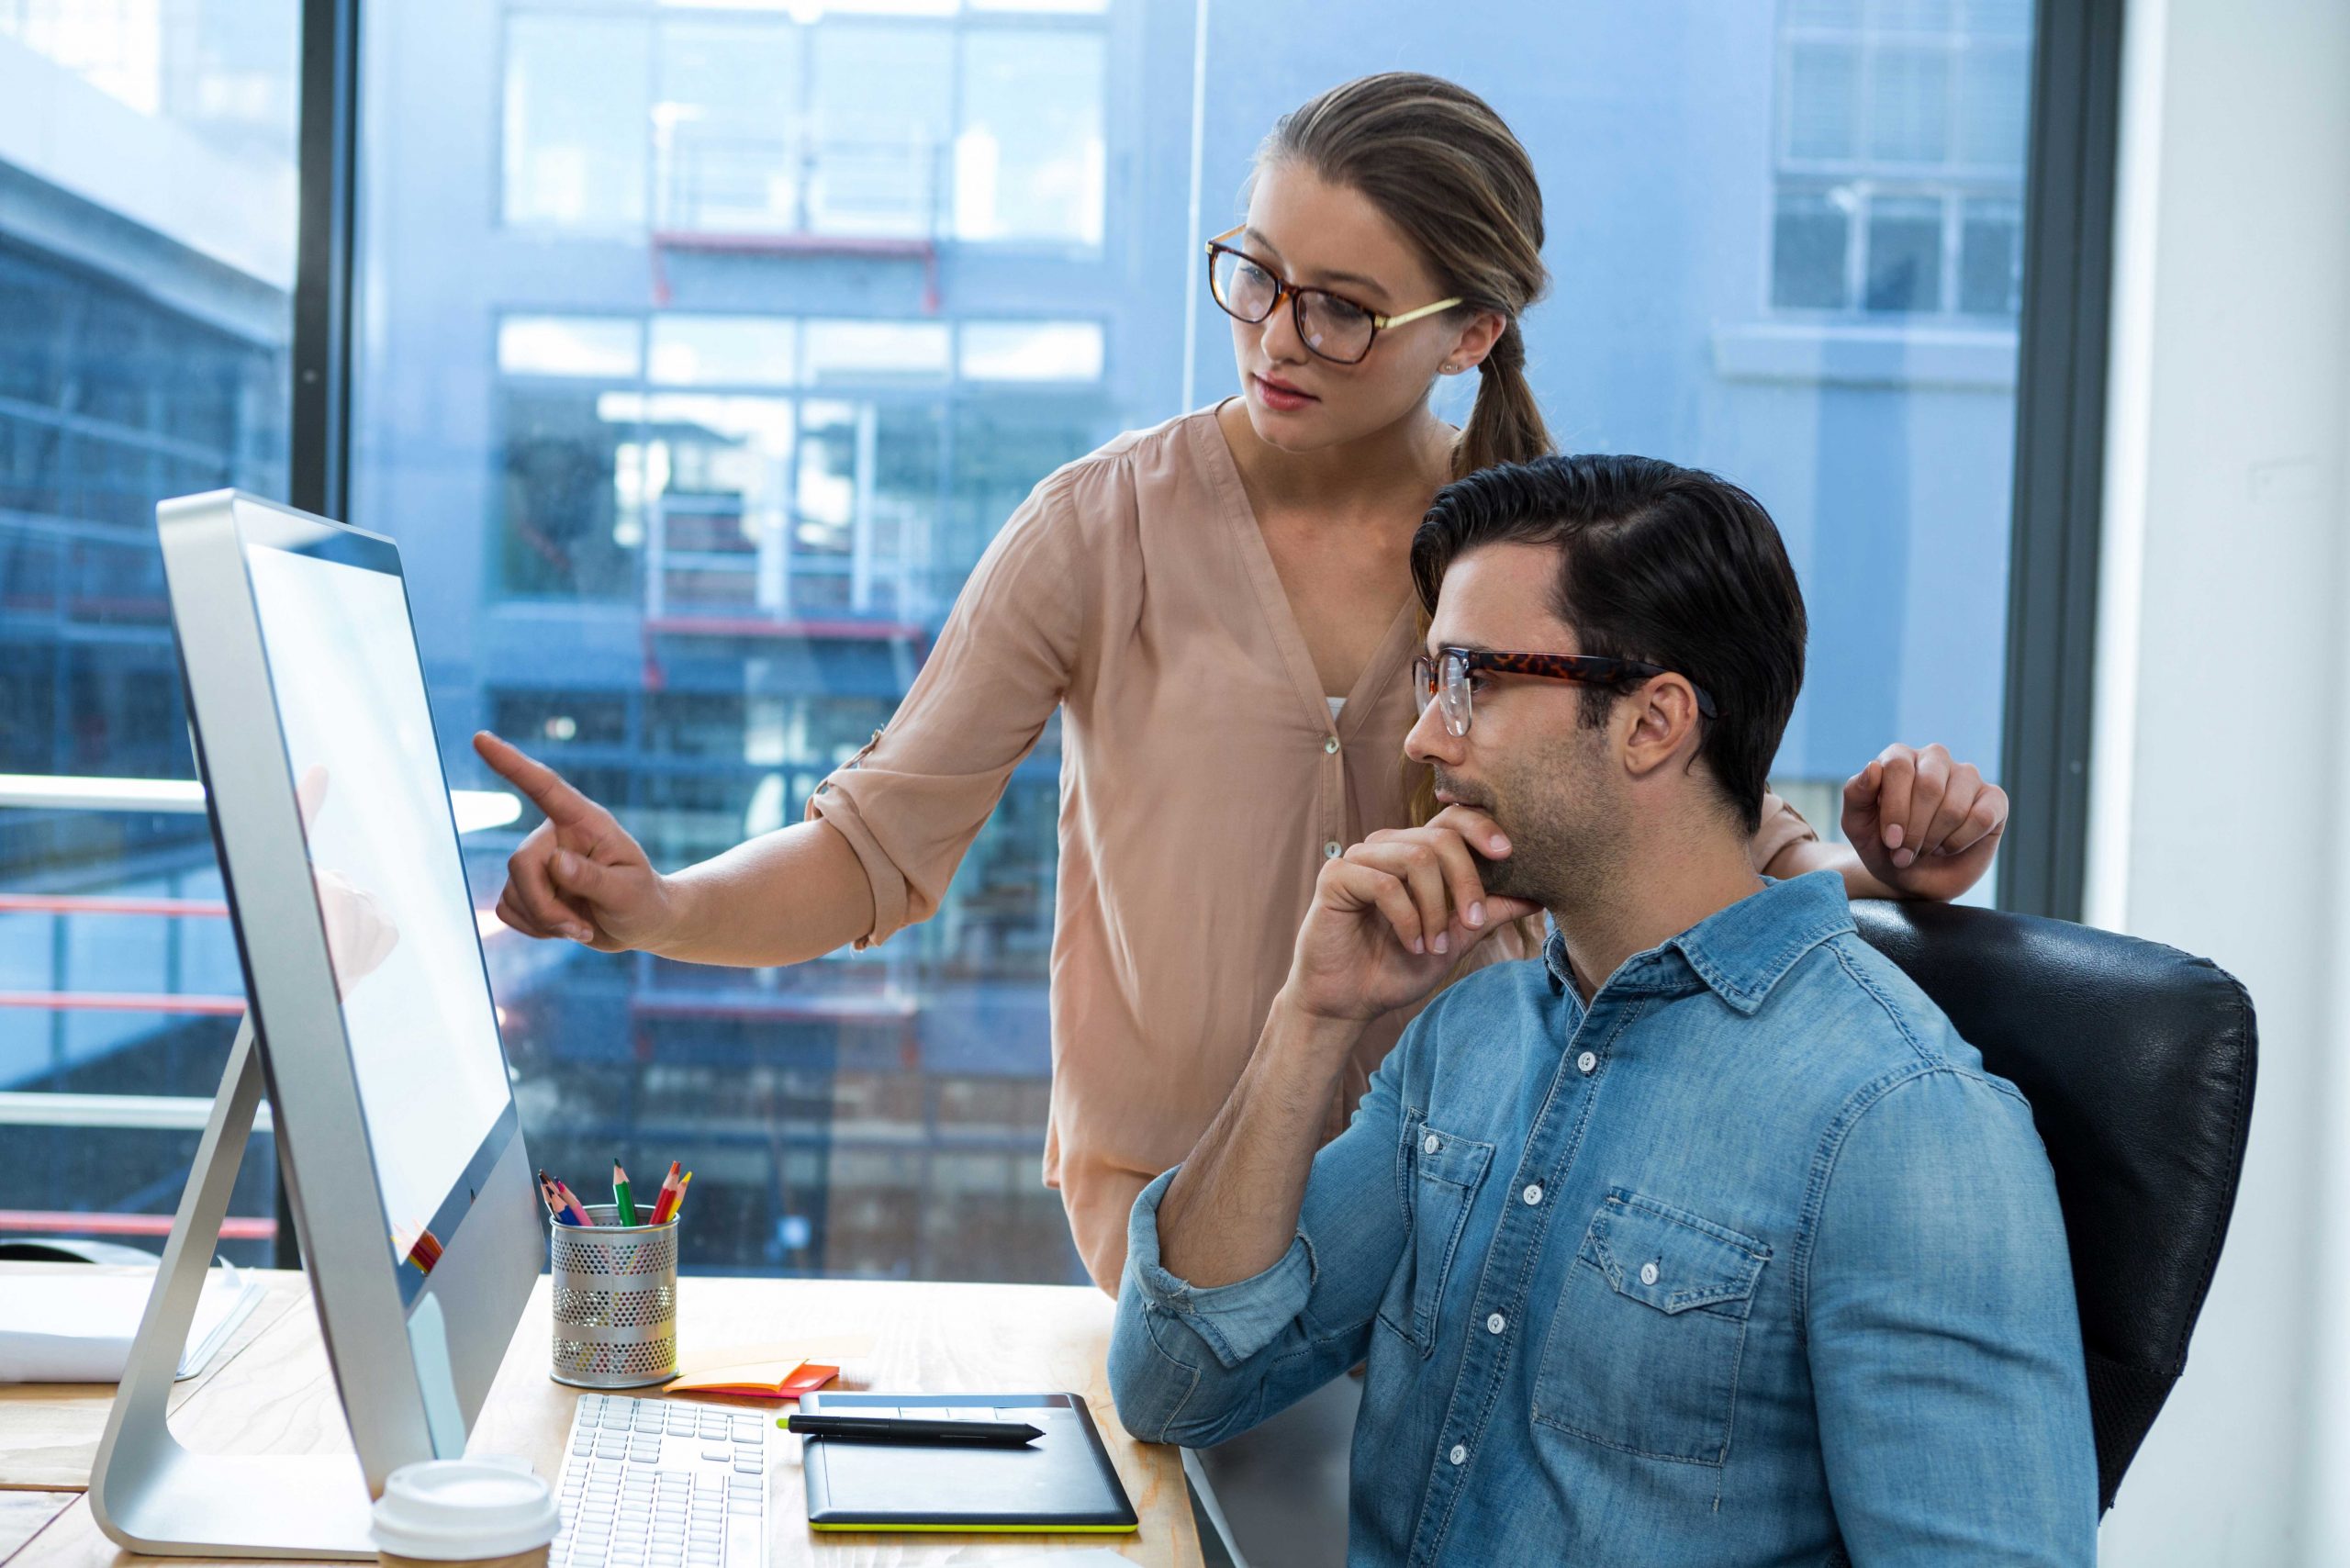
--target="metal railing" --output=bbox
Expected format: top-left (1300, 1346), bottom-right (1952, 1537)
top-left (0, 774), bottom-right (520, 1242)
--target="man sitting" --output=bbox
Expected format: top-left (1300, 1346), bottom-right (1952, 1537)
top-left (1107, 454), bottom-right (2096, 1564)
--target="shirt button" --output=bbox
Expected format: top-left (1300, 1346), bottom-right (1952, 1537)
top-left (1422, 1134), bottom-right (1441, 1155)
top-left (1640, 1261), bottom-right (1660, 1286)
top-left (1485, 1313), bottom-right (1505, 1335)
top-left (1449, 1443), bottom-right (1467, 1466)
top-left (1325, 841), bottom-right (1342, 858)
top-left (1577, 1050), bottom-right (1597, 1075)
top-left (1521, 1183), bottom-right (1543, 1206)
top-left (1325, 736), bottom-right (1340, 754)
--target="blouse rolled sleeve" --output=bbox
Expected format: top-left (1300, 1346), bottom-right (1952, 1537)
top-left (1750, 789), bottom-right (1821, 873)
top-left (806, 470), bottom-right (1086, 949)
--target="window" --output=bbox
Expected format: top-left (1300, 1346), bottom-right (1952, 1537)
top-left (343, 0), bottom-right (2052, 1291)
top-left (957, 30), bottom-right (1106, 245)
top-left (655, 17), bottom-right (801, 235)
top-left (500, 6), bottom-right (1109, 247)
top-left (1771, 0), bottom-right (2032, 317)
top-left (502, 14), bottom-right (650, 230)
top-left (810, 25), bottom-right (953, 238)
top-left (0, 0), bottom-right (298, 1263)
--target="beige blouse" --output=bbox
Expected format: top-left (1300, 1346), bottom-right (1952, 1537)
top-left (810, 408), bottom-right (1818, 1290)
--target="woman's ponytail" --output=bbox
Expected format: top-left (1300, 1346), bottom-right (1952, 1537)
top-left (1453, 320), bottom-right (1552, 479)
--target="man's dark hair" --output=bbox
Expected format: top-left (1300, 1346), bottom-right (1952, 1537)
top-left (1409, 454), bottom-right (1807, 835)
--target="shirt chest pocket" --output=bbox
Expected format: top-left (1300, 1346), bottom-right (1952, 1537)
top-left (1375, 1113), bottom-right (1494, 1357)
top-left (1532, 1188), bottom-right (1771, 1467)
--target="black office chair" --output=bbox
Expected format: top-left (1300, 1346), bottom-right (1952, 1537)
top-left (1850, 900), bottom-right (2256, 1513)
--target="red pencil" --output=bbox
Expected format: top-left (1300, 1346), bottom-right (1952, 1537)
top-left (649, 1161), bottom-right (683, 1225)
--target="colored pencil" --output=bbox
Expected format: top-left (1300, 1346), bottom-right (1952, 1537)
top-left (649, 1161), bottom-right (683, 1225)
top-left (670, 1170), bottom-right (693, 1220)
top-left (538, 1171), bottom-right (580, 1226)
top-left (612, 1159), bottom-right (638, 1226)
top-left (554, 1179), bottom-right (595, 1226)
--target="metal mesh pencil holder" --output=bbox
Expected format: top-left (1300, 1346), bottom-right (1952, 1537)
top-left (549, 1204), bottom-right (678, 1389)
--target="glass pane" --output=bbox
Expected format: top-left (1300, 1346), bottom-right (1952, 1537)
top-left (808, 25), bottom-right (951, 236)
top-left (656, 17), bottom-right (800, 233)
top-left (803, 319), bottom-right (951, 384)
top-left (643, 392), bottom-right (792, 613)
top-left (1863, 194), bottom-right (1946, 311)
top-left (957, 31), bottom-right (1105, 244)
top-left (649, 315), bottom-right (798, 386)
top-left (1868, 43), bottom-right (1953, 163)
top-left (0, 0), bottom-right (297, 1262)
top-left (502, 15), bottom-right (650, 229)
top-left (1771, 190), bottom-right (1852, 308)
top-left (1785, 42), bottom-right (1859, 162)
top-left (959, 321), bottom-right (1105, 381)
top-left (498, 316), bottom-right (644, 379)
top-left (498, 388), bottom-right (643, 599)
top-left (1955, 41), bottom-right (2030, 167)
top-left (352, 0), bottom-right (2039, 1292)
top-left (1958, 198), bottom-right (2022, 314)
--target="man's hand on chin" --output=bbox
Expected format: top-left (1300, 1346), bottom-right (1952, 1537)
top-left (1281, 804), bottom-right (1544, 1026)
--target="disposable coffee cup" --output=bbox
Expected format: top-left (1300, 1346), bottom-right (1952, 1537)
top-left (371, 1457), bottom-right (561, 1568)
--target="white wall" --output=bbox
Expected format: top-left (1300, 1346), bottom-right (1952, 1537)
top-left (2087, 0), bottom-right (2350, 1562)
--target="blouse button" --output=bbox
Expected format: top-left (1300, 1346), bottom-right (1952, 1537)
top-left (1325, 841), bottom-right (1342, 859)
top-left (1485, 1312), bottom-right (1506, 1335)
top-left (1577, 1050), bottom-right (1597, 1075)
top-left (1325, 736), bottom-right (1340, 754)
top-left (1449, 1443), bottom-right (1467, 1466)
top-left (1422, 1134), bottom-right (1441, 1155)
top-left (1640, 1261), bottom-right (1660, 1286)
top-left (1521, 1183), bottom-right (1543, 1206)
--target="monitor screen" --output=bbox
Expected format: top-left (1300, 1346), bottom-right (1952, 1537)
top-left (241, 542), bottom-right (514, 1272)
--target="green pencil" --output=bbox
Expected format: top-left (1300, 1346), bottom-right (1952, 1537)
top-left (612, 1158), bottom-right (638, 1226)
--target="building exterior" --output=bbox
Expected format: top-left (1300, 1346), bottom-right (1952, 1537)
top-left (2, 0), bottom-right (2031, 1283)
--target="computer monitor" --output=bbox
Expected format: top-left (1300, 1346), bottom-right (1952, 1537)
top-left (92, 490), bottom-right (543, 1555)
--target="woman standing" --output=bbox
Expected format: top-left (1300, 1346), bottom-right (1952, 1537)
top-left (476, 74), bottom-right (2008, 1292)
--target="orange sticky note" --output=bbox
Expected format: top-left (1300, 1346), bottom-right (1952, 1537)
top-left (667, 1360), bottom-right (837, 1401)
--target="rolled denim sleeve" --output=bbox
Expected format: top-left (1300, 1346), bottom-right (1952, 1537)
top-left (1806, 1067), bottom-right (2098, 1564)
top-left (1108, 1058), bottom-right (1410, 1448)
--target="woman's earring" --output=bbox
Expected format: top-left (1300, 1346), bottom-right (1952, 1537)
top-left (1440, 361), bottom-right (1459, 374)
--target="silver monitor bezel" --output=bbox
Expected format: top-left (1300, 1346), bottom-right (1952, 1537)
top-left (155, 487), bottom-right (541, 1486)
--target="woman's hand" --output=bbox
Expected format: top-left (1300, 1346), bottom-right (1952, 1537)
top-left (474, 731), bottom-right (674, 952)
top-left (1282, 805), bottom-right (1542, 1025)
top-left (1840, 742), bottom-right (2008, 902)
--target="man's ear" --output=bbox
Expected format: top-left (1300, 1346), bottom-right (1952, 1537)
top-left (1617, 676), bottom-right (1705, 782)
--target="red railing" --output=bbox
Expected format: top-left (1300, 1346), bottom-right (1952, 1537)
top-left (0, 889), bottom-right (257, 1238)
top-left (0, 1208), bottom-right (276, 1240)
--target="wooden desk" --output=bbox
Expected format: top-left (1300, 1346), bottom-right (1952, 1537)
top-left (0, 1267), bottom-right (1200, 1567)
top-left (0, 1266), bottom-right (313, 1493)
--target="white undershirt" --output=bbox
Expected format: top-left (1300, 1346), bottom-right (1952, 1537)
top-left (1327, 696), bottom-right (1346, 718)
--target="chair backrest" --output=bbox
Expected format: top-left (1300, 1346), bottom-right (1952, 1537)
top-left (1848, 900), bottom-right (2256, 1512)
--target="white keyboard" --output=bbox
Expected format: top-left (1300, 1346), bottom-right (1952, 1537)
top-left (551, 1394), bottom-right (768, 1568)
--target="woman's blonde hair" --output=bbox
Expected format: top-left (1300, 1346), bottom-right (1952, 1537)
top-left (1258, 72), bottom-right (1554, 482)
top-left (1261, 73), bottom-right (1556, 868)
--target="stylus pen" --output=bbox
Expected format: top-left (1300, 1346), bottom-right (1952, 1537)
top-left (781, 1415), bottom-right (1043, 1446)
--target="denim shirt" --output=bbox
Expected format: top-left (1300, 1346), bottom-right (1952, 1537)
top-left (1108, 871), bottom-right (2097, 1566)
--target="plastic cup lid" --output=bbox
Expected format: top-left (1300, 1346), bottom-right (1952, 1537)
top-left (370, 1458), bottom-right (560, 1559)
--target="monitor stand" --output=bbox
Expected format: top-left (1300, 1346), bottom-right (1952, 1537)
top-left (88, 1016), bottom-right (377, 1558)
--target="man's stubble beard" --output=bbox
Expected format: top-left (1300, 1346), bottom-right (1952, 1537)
top-left (1453, 738), bottom-right (1622, 918)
